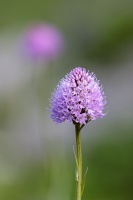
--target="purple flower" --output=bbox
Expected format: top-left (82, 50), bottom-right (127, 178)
top-left (23, 23), bottom-right (64, 62)
top-left (50, 67), bottom-right (107, 125)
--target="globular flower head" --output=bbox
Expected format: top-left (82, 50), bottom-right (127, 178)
top-left (50, 67), bottom-right (107, 125)
top-left (23, 23), bottom-right (64, 62)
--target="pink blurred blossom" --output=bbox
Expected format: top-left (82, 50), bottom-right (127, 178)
top-left (23, 23), bottom-right (64, 62)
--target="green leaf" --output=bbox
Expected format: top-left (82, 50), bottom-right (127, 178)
top-left (73, 145), bottom-right (78, 169)
top-left (81, 167), bottom-right (88, 196)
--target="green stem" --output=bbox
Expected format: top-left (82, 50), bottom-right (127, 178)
top-left (75, 124), bottom-right (82, 200)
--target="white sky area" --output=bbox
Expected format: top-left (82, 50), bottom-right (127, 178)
top-left (0, 34), bottom-right (31, 95)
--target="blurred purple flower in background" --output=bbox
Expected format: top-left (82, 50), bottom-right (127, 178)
top-left (50, 67), bottom-right (107, 125)
top-left (23, 23), bottom-right (64, 62)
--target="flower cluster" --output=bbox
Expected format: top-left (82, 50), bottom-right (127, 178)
top-left (50, 67), bottom-right (106, 125)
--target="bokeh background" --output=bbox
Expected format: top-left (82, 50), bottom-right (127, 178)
top-left (0, 0), bottom-right (133, 200)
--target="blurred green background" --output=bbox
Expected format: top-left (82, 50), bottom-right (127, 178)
top-left (0, 0), bottom-right (133, 200)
